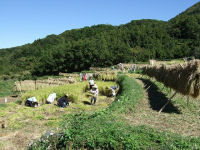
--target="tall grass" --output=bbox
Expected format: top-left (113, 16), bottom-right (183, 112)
top-left (29, 75), bottom-right (199, 150)
top-left (93, 71), bottom-right (117, 81)
top-left (21, 81), bottom-right (116, 104)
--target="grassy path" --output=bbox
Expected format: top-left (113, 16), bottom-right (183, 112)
top-left (125, 76), bottom-right (200, 137)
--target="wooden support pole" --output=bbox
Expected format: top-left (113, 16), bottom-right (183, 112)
top-left (35, 80), bottom-right (37, 90)
top-left (159, 92), bottom-right (177, 114)
top-left (187, 96), bottom-right (189, 106)
top-left (146, 85), bottom-right (151, 91)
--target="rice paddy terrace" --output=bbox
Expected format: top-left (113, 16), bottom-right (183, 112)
top-left (0, 63), bottom-right (200, 149)
top-left (0, 73), bottom-right (117, 149)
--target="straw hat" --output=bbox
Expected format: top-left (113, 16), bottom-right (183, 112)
top-left (92, 84), bottom-right (98, 89)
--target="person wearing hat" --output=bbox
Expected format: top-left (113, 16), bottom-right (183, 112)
top-left (90, 84), bottom-right (98, 105)
top-left (88, 76), bottom-right (95, 90)
top-left (57, 94), bottom-right (69, 108)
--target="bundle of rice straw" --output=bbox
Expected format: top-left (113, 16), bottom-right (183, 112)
top-left (142, 60), bottom-right (200, 98)
top-left (93, 71), bottom-right (117, 81)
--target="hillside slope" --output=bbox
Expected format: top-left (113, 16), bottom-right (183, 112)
top-left (0, 2), bottom-right (200, 76)
top-left (179, 2), bottom-right (200, 16)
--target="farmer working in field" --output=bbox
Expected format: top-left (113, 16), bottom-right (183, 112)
top-left (57, 94), bottom-right (69, 108)
top-left (80, 73), bottom-right (83, 81)
top-left (133, 64), bottom-right (136, 72)
top-left (83, 73), bottom-right (88, 81)
top-left (90, 84), bottom-right (98, 105)
top-left (88, 76), bottom-right (95, 90)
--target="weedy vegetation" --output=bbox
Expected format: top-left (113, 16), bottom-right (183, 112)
top-left (28, 75), bottom-right (200, 150)
top-left (0, 80), bottom-right (116, 149)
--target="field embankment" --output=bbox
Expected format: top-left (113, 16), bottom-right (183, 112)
top-left (29, 75), bottom-right (200, 150)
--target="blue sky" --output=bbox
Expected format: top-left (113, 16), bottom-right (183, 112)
top-left (0, 0), bottom-right (199, 49)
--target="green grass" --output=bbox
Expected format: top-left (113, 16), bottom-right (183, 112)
top-left (1, 74), bottom-right (199, 149)
top-left (109, 74), bottom-right (144, 113)
top-left (21, 81), bottom-right (116, 105)
top-left (29, 75), bottom-right (200, 150)
top-left (0, 103), bottom-right (7, 108)
top-left (0, 102), bottom-right (63, 129)
top-left (0, 81), bottom-right (116, 131)
top-left (0, 80), bottom-right (15, 97)
top-left (145, 77), bottom-right (200, 114)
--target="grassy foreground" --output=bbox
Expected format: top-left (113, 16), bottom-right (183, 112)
top-left (0, 81), bottom-right (116, 149)
top-left (29, 75), bottom-right (200, 150)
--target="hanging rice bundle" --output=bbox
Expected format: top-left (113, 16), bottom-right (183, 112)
top-left (142, 60), bottom-right (200, 98)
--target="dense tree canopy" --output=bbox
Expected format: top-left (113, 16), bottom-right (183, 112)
top-left (0, 2), bottom-right (200, 76)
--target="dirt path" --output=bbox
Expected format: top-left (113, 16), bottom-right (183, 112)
top-left (0, 125), bottom-right (49, 150)
top-left (0, 107), bottom-right (62, 150)
top-left (124, 77), bottom-right (200, 137)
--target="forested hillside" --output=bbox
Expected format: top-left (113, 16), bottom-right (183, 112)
top-left (0, 2), bottom-right (200, 76)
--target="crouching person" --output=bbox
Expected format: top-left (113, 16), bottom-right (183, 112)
top-left (90, 84), bottom-right (98, 105)
top-left (57, 94), bottom-right (69, 108)
top-left (110, 86), bottom-right (118, 96)
top-left (25, 97), bottom-right (39, 107)
top-left (46, 93), bottom-right (56, 104)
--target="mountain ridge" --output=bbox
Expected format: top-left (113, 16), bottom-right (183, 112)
top-left (0, 2), bottom-right (199, 76)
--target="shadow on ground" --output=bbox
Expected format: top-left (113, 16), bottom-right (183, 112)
top-left (138, 78), bottom-right (181, 114)
top-left (82, 101), bottom-right (91, 105)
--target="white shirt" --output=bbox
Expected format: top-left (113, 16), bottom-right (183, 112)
top-left (89, 80), bottom-right (94, 86)
top-left (47, 93), bottom-right (56, 103)
top-left (90, 88), bottom-right (98, 97)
